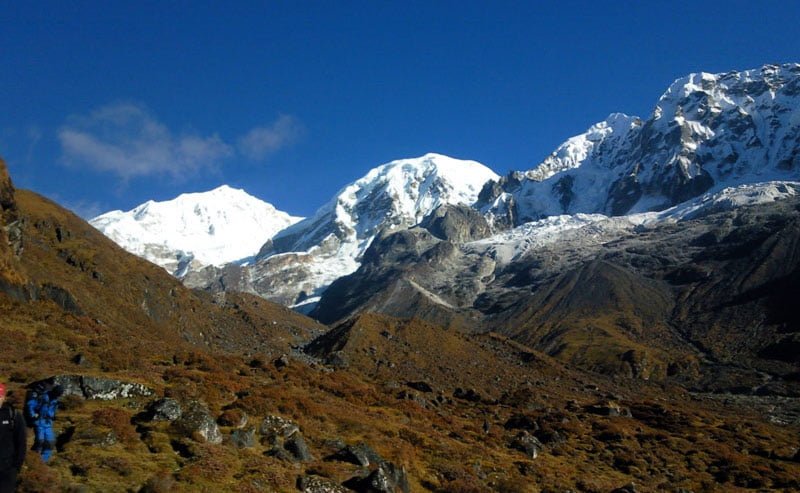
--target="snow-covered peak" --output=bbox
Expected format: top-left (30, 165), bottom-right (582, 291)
top-left (91, 186), bottom-right (302, 273)
top-left (246, 153), bottom-right (499, 308)
top-left (526, 113), bottom-right (641, 182)
top-left (481, 63), bottom-right (800, 225)
top-left (269, 153), bottom-right (499, 255)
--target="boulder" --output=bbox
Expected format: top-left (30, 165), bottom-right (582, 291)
top-left (510, 431), bottom-right (544, 459)
top-left (284, 433), bottom-right (313, 462)
top-left (453, 387), bottom-right (483, 402)
top-left (230, 428), bottom-right (256, 449)
top-left (148, 398), bottom-right (182, 422)
top-left (274, 354), bottom-right (290, 369)
top-left (327, 442), bottom-right (384, 467)
top-left (174, 401), bottom-right (222, 444)
top-left (297, 475), bottom-right (350, 493)
top-left (267, 446), bottom-right (299, 463)
top-left (586, 401), bottom-right (632, 418)
top-left (405, 381), bottom-right (434, 393)
top-left (47, 375), bottom-right (154, 400)
top-left (259, 415), bottom-right (300, 445)
top-left (259, 415), bottom-right (313, 462)
top-left (343, 461), bottom-right (410, 493)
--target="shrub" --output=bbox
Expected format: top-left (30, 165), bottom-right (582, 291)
top-left (91, 407), bottom-right (139, 444)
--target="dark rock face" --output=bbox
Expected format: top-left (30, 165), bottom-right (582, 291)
top-left (606, 173), bottom-right (642, 215)
top-left (483, 65), bottom-right (800, 225)
top-left (419, 204), bottom-right (492, 244)
top-left (660, 167), bottom-right (714, 204)
top-left (311, 228), bottom-right (440, 325)
top-left (553, 175), bottom-right (576, 212)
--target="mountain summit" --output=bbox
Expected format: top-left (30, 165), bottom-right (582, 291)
top-left (91, 185), bottom-right (302, 276)
top-left (187, 153), bottom-right (499, 308)
top-left (480, 63), bottom-right (800, 226)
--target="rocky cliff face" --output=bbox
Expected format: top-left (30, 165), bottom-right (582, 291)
top-left (316, 182), bottom-right (800, 391)
top-left (0, 158), bottom-right (24, 287)
top-left (479, 64), bottom-right (800, 226)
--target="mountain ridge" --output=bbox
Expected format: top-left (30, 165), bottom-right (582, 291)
top-left (479, 63), bottom-right (800, 226)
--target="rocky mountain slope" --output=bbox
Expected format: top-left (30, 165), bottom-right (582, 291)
top-left (479, 63), bottom-right (800, 226)
top-left (91, 185), bottom-right (301, 276)
top-left (314, 181), bottom-right (800, 394)
top-left (184, 153), bottom-right (498, 309)
top-left (2, 148), bottom-right (800, 491)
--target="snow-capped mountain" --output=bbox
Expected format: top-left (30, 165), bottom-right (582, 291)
top-left (91, 185), bottom-right (302, 276)
top-left (185, 153), bottom-right (499, 308)
top-left (480, 63), bottom-right (800, 226)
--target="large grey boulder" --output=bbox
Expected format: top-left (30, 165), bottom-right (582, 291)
top-left (260, 415), bottom-right (312, 463)
top-left (343, 461), bottom-right (410, 493)
top-left (174, 401), bottom-right (222, 444)
top-left (327, 442), bottom-right (384, 467)
top-left (48, 375), bottom-right (154, 400)
top-left (284, 433), bottom-right (313, 462)
top-left (147, 398), bottom-right (182, 422)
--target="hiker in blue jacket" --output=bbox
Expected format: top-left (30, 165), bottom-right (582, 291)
top-left (26, 384), bottom-right (63, 462)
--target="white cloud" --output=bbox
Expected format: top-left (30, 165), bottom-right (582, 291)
top-left (58, 103), bottom-right (233, 180)
top-left (237, 115), bottom-right (304, 161)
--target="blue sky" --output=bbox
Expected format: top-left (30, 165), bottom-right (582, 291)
top-left (2, 1), bottom-right (799, 218)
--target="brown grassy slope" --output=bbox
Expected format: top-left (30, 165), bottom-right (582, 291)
top-left (13, 188), bottom-right (324, 358)
top-left (0, 160), bottom-right (798, 491)
top-left (306, 312), bottom-right (574, 399)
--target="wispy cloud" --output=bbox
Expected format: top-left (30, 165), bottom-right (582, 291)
top-left (58, 103), bottom-right (303, 181)
top-left (46, 193), bottom-right (106, 220)
top-left (58, 103), bottom-right (232, 180)
top-left (237, 115), bottom-right (304, 161)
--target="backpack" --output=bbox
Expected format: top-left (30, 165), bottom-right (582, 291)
top-left (24, 381), bottom-right (53, 427)
top-left (1, 405), bottom-right (17, 431)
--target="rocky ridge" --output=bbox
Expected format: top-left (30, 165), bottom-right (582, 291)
top-left (479, 63), bottom-right (800, 226)
top-left (314, 181), bottom-right (800, 394)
